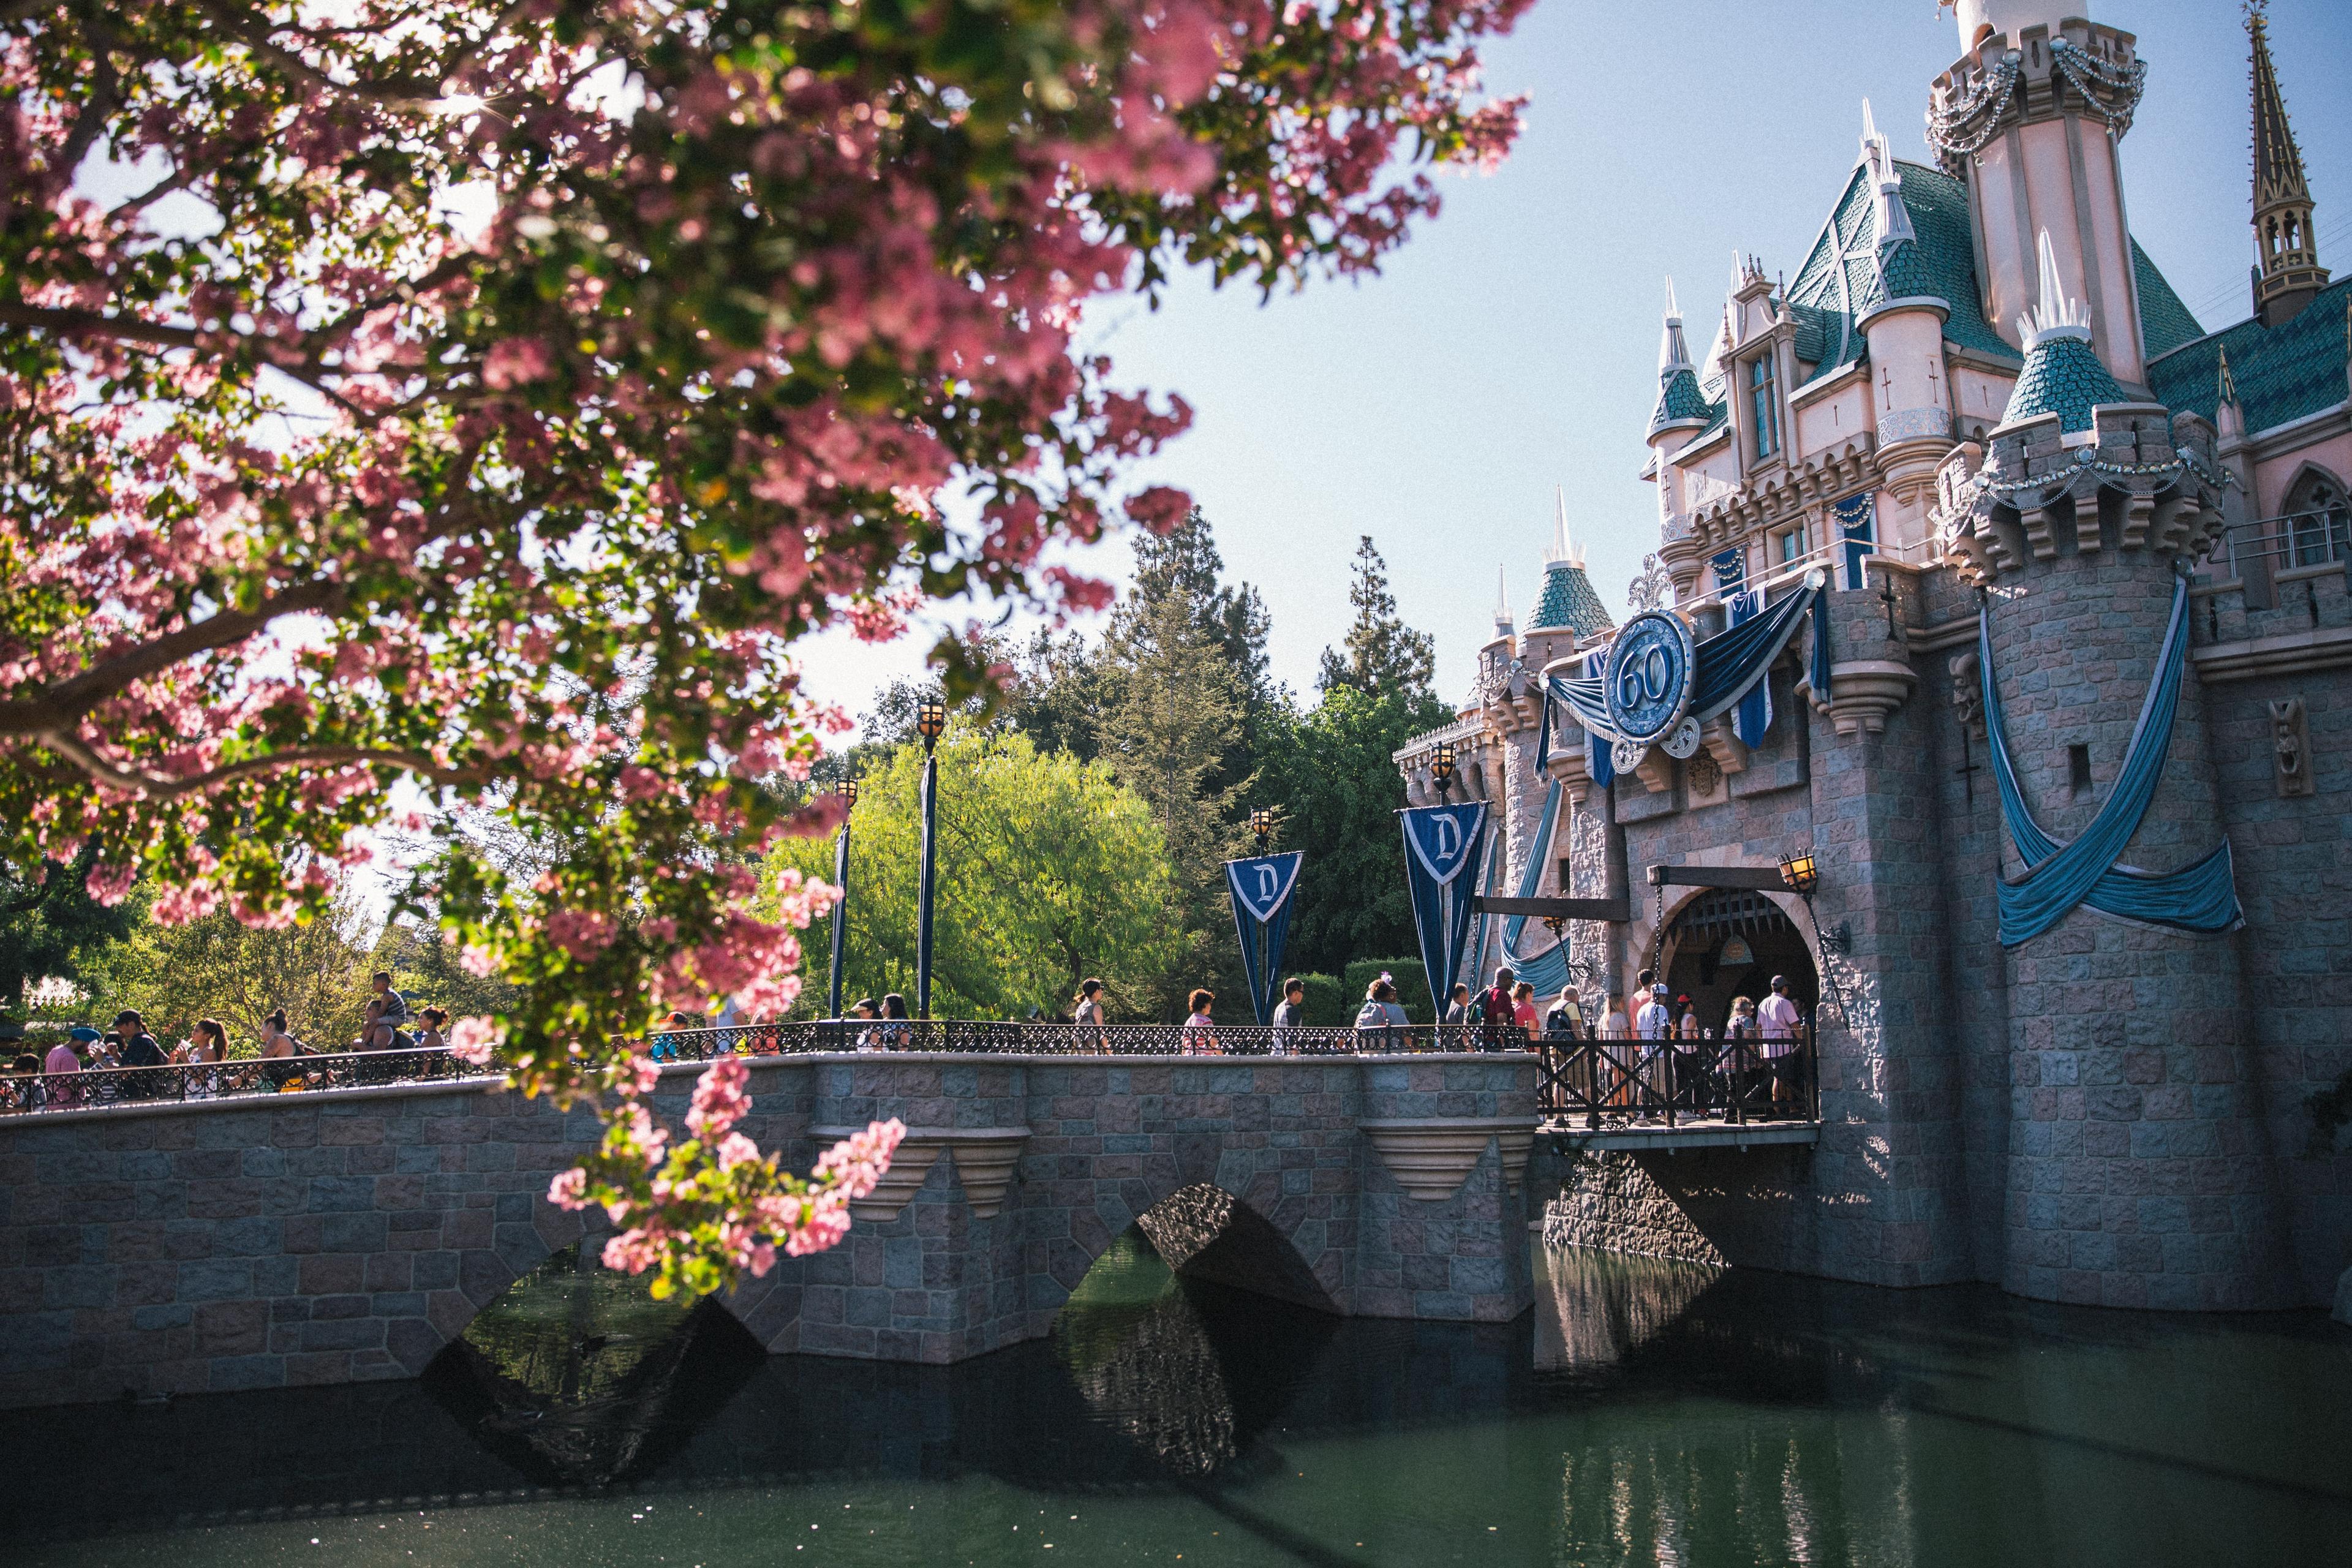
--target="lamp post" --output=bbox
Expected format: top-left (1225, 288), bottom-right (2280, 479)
top-left (914, 699), bottom-right (947, 1020)
top-left (827, 777), bottom-right (858, 1020)
top-left (1250, 807), bottom-right (1274, 853)
top-left (1777, 845), bottom-right (1849, 1026)
top-left (1431, 739), bottom-right (1457, 803)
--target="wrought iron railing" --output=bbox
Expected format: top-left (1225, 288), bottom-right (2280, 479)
top-left (0, 1047), bottom-right (486, 1117)
top-left (0, 1023), bottom-right (1555, 1118)
top-left (644, 1020), bottom-right (1537, 1060)
top-left (1536, 1032), bottom-right (1819, 1131)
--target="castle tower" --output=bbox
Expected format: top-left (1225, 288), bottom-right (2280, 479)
top-left (1928, 2), bottom-right (2151, 386)
top-left (1932, 238), bottom-right (2289, 1310)
top-left (2247, 1), bottom-right (2329, 327)
top-left (1855, 100), bottom-right (1955, 505)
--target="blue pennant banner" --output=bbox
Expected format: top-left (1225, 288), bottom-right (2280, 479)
top-left (1398, 802), bottom-right (1487, 1019)
top-left (1499, 780), bottom-right (1574, 998)
top-left (1224, 851), bottom-right (1304, 1025)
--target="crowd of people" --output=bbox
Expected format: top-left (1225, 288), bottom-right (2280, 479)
top-left (2, 971), bottom-right (455, 1112)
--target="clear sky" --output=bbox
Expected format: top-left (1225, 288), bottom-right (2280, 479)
top-left (794, 0), bottom-right (2352, 733)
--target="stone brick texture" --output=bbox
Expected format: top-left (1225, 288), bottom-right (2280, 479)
top-left (1527, 547), bottom-right (2351, 1311)
top-left (0, 1054), bottom-right (1537, 1409)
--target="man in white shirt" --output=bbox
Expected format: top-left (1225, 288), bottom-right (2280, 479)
top-left (1635, 984), bottom-right (1672, 1039)
top-left (1757, 976), bottom-right (1803, 1111)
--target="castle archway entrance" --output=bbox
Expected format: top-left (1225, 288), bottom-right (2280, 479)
top-left (1657, 889), bottom-right (1819, 1037)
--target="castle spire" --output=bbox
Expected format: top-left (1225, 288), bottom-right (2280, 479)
top-left (1545, 486), bottom-right (1584, 569)
top-left (1648, 279), bottom-right (1711, 442)
top-left (2248, 0), bottom-right (2329, 326)
top-left (1494, 564), bottom-right (1513, 636)
top-left (1997, 230), bottom-right (2123, 442)
top-left (1859, 99), bottom-right (1915, 253)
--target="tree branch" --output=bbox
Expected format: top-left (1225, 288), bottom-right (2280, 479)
top-left (0, 579), bottom-right (346, 737)
top-left (33, 731), bottom-right (470, 802)
top-left (0, 302), bottom-right (202, 352)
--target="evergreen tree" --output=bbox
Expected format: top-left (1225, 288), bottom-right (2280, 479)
top-left (1098, 586), bottom-right (1253, 1015)
top-left (1317, 535), bottom-right (1436, 700)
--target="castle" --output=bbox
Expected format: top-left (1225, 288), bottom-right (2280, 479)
top-left (1398, 1), bottom-right (2351, 1312)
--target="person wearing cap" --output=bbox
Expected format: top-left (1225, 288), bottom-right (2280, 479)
top-left (45, 1028), bottom-right (91, 1106)
top-left (1758, 975), bottom-right (1803, 1110)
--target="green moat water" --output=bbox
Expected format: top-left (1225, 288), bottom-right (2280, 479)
top-left (6, 1235), bottom-right (2347, 1566)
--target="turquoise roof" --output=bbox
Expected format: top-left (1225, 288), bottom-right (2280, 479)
top-left (1527, 559), bottom-right (1615, 638)
top-left (1649, 366), bottom-right (1713, 434)
top-left (2147, 277), bottom-right (2350, 438)
top-left (2000, 332), bottom-right (2125, 434)
top-left (1784, 160), bottom-right (2019, 375)
top-left (2133, 239), bottom-right (2206, 359)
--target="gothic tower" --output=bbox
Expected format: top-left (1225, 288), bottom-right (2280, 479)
top-left (2247, 1), bottom-right (2329, 327)
top-left (1929, 2), bottom-right (2152, 386)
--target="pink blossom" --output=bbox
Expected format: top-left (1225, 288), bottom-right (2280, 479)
top-left (481, 337), bottom-right (555, 388)
top-left (815, 1117), bottom-right (905, 1202)
top-left (686, 1054), bottom-right (752, 1140)
top-left (448, 1017), bottom-right (500, 1066)
top-left (547, 1167), bottom-right (589, 1208)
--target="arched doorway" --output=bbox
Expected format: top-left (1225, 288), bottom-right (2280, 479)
top-left (1657, 889), bottom-right (1819, 1036)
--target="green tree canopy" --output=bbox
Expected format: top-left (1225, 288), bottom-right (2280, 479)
top-left (96, 883), bottom-right (383, 1053)
top-left (767, 728), bottom-right (1183, 1022)
top-left (1256, 685), bottom-right (1455, 977)
top-left (0, 845), bottom-right (138, 1020)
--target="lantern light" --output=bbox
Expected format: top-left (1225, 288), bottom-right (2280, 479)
top-left (916, 698), bottom-right (948, 744)
top-left (1777, 847), bottom-right (1820, 896)
top-left (1431, 739), bottom-right (1458, 797)
top-left (840, 777), bottom-right (859, 807)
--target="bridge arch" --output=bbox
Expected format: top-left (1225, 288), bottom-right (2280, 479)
top-left (1654, 884), bottom-right (1822, 1034)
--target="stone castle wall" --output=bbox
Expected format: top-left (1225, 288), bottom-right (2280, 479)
top-left (0, 1054), bottom-right (1540, 1409)
top-left (1493, 557), bottom-right (2352, 1311)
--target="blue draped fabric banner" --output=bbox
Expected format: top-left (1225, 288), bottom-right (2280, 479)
top-left (1727, 588), bottom-right (1774, 748)
top-left (1224, 851), bottom-right (1304, 1024)
top-left (1398, 803), bottom-right (1487, 1019)
top-left (1498, 779), bottom-right (1573, 998)
top-left (1980, 576), bottom-right (2244, 946)
top-left (1831, 492), bottom-right (1875, 590)
top-left (1711, 548), bottom-right (1746, 595)
top-left (1462, 826), bottom-right (1503, 997)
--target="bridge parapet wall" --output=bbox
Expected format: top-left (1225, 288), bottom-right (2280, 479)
top-left (0, 1054), bottom-right (1537, 1409)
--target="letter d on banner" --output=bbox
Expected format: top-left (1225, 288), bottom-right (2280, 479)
top-left (1224, 851), bottom-right (1304, 1025)
top-left (1398, 802), bottom-right (1488, 1019)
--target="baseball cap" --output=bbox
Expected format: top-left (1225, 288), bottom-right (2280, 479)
top-left (69, 1025), bottom-right (102, 1043)
top-left (1651, 984), bottom-right (1668, 998)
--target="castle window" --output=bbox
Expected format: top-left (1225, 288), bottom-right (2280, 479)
top-left (1776, 522), bottom-right (1811, 567)
top-left (2068, 744), bottom-right (2093, 797)
top-left (1749, 357), bottom-right (1781, 460)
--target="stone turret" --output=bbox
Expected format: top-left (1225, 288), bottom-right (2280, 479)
top-left (1927, 242), bottom-right (2286, 1310)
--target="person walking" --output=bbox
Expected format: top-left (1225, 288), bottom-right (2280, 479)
top-left (1668, 996), bottom-right (1706, 1116)
top-left (1479, 966), bottom-right (1515, 1048)
top-left (878, 993), bottom-right (910, 1049)
top-left (1182, 989), bottom-right (1219, 1055)
top-left (1442, 982), bottom-right (1472, 1028)
top-left (1270, 977), bottom-right (1308, 1054)
top-left (114, 1011), bottom-right (165, 1099)
top-left (1544, 986), bottom-right (1583, 1038)
top-left (1353, 976), bottom-right (1409, 1054)
top-left (1507, 981), bottom-right (1539, 1047)
top-left (44, 1027), bottom-right (89, 1107)
top-left (1757, 975), bottom-right (1803, 1113)
top-left (1071, 977), bottom-right (1109, 1054)
top-left (415, 1008), bottom-right (447, 1052)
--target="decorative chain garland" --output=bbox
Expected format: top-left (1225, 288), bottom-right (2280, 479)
top-left (2048, 39), bottom-right (2146, 137)
top-left (1925, 55), bottom-right (2020, 161)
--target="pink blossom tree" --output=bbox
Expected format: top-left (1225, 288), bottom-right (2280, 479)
top-left (1, 0), bottom-right (1528, 1295)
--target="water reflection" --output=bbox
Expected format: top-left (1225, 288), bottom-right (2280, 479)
top-left (1536, 1244), bottom-right (1722, 1372)
top-left (3, 1242), bottom-right (2347, 1567)
top-left (423, 1245), bottom-right (765, 1486)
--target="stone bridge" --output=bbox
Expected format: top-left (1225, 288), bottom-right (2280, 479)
top-left (0, 1053), bottom-right (1538, 1409)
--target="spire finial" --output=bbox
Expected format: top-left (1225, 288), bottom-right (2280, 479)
top-left (1494, 564), bottom-right (1513, 635)
top-left (1657, 281), bottom-right (1694, 376)
top-left (1547, 487), bottom-right (1583, 568)
top-left (2217, 344), bottom-right (2238, 408)
top-left (2247, 0), bottom-right (2329, 324)
top-left (2018, 229), bottom-right (2091, 346)
top-left (1664, 276), bottom-right (1680, 321)
top-left (1860, 97), bottom-right (1879, 165)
